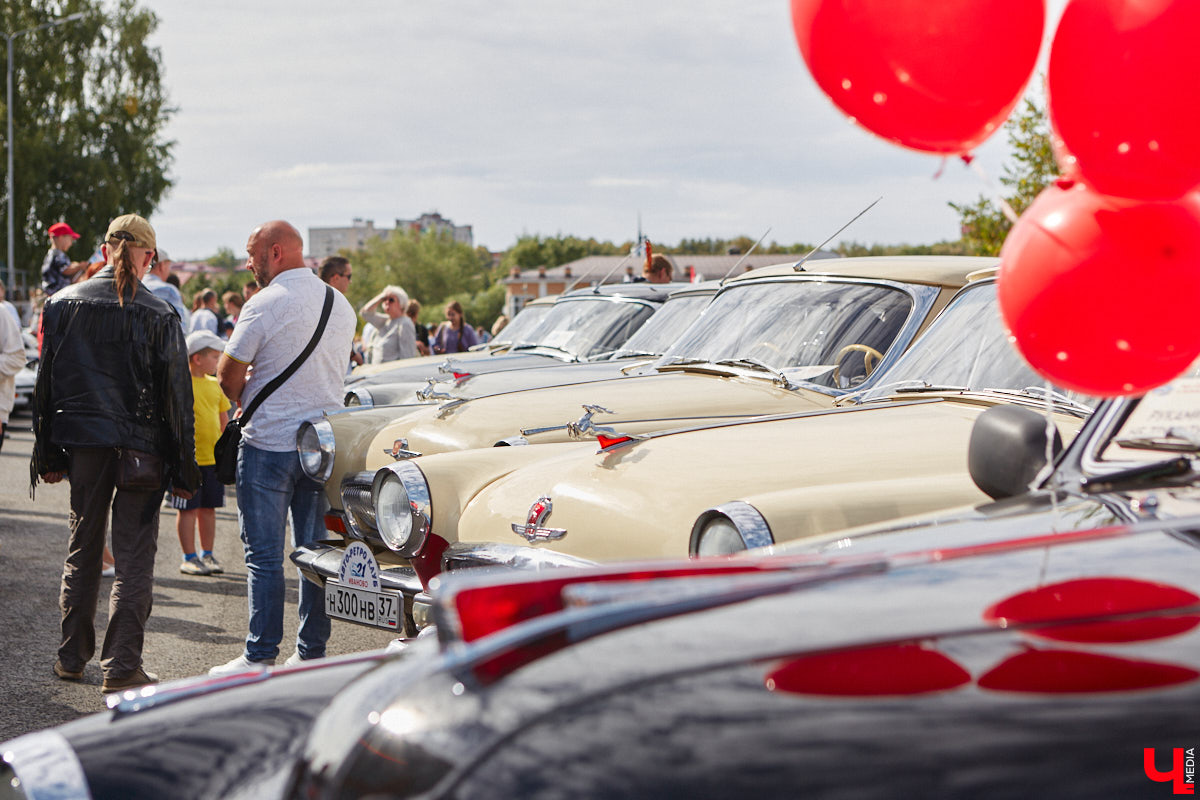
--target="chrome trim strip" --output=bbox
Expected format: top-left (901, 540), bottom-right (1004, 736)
top-left (689, 501), bottom-right (775, 556)
top-left (372, 461), bottom-right (433, 557)
top-left (442, 541), bottom-right (596, 573)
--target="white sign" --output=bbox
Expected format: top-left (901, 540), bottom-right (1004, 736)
top-left (337, 541), bottom-right (382, 592)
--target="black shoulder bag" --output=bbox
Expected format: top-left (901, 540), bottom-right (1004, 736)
top-left (213, 286), bottom-right (335, 484)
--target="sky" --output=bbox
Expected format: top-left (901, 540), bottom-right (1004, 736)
top-left (142, 1), bottom-right (1068, 260)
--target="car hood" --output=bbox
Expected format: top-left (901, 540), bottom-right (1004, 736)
top-left (346, 348), bottom-right (533, 387)
top-left (370, 371), bottom-right (834, 468)
top-left (361, 357), bottom-right (659, 406)
top-left (451, 399), bottom-right (1083, 560)
top-left (298, 519), bottom-right (1200, 798)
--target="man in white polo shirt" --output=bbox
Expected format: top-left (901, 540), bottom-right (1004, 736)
top-left (209, 220), bottom-right (355, 675)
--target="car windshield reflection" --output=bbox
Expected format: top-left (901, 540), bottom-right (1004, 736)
top-left (492, 303), bottom-right (553, 346)
top-left (609, 295), bottom-right (713, 359)
top-left (659, 280), bottom-right (916, 389)
top-left (512, 298), bottom-right (657, 360)
top-left (856, 281), bottom-right (1093, 409)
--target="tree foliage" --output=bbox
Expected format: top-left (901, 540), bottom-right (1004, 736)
top-left (950, 96), bottom-right (1057, 255)
top-left (347, 228), bottom-right (494, 320)
top-left (500, 234), bottom-right (622, 269)
top-left (1, 0), bottom-right (173, 293)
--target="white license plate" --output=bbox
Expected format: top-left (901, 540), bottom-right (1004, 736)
top-left (325, 580), bottom-right (401, 630)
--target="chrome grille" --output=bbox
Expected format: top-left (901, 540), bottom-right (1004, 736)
top-left (340, 471), bottom-right (377, 537)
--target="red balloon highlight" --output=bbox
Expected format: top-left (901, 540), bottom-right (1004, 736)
top-left (790, 0), bottom-right (1045, 154)
top-left (998, 182), bottom-right (1200, 396)
top-left (764, 643), bottom-right (970, 697)
top-left (1049, 0), bottom-right (1200, 200)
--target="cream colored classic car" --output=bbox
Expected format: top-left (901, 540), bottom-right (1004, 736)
top-left (291, 270), bottom-right (1096, 635)
top-left (346, 281), bottom-right (720, 408)
top-left (299, 257), bottom-right (991, 523)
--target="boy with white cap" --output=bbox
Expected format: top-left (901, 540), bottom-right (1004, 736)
top-left (175, 329), bottom-right (231, 575)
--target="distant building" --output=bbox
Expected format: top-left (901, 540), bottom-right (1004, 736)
top-left (309, 212), bottom-right (473, 259)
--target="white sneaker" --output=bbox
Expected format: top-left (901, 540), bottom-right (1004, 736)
top-left (283, 651), bottom-right (303, 667)
top-left (208, 654), bottom-right (275, 676)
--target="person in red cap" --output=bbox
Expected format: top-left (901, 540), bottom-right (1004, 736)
top-left (42, 221), bottom-right (87, 296)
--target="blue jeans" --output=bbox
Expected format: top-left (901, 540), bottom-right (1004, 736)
top-left (237, 443), bottom-right (330, 662)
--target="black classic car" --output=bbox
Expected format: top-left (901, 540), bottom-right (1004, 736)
top-left (4, 379), bottom-right (1199, 798)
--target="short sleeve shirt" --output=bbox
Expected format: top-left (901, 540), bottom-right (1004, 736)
top-left (225, 268), bottom-right (356, 451)
top-left (192, 374), bottom-right (231, 465)
top-left (41, 248), bottom-right (72, 296)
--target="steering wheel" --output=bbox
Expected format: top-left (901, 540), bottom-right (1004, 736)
top-left (832, 343), bottom-right (884, 386)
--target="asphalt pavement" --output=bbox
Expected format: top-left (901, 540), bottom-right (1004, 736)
top-left (0, 410), bottom-right (396, 742)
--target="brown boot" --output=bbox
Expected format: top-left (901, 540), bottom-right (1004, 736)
top-left (101, 667), bottom-right (159, 694)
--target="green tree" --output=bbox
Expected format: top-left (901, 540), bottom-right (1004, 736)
top-left (349, 228), bottom-right (493, 314)
top-left (205, 246), bottom-right (240, 269)
top-left (2, 0), bottom-right (173, 293)
top-left (500, 234), bottom-right (622, 270)
top-left (951, 96), bottom-right (1057, 255)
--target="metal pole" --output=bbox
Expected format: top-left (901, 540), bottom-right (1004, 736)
top-left (6, 34), bottom-right (13, 297)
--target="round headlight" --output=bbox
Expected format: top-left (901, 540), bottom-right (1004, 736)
top-left (296, 419), bottom-right (336, 482)
top-left (371, 463), bottom-right (431, 557)
top-left (689, 502), bottom-right (774, 557)
top-left (344, 388), bottom-right (374, 408)
top-left (695, 517), bottom-right (747, 557)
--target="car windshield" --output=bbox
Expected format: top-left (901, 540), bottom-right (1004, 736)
top-left (492, 303), bottom-right (553, 346)
top-left (608, 294), bottom-right (713, 359)
top-left (856, 281), bottom-right (1093, 407)
top-left (1101, 364), bottom-right (1200, 463)
top-left (512, 297), bottom-right (658, 360)
top-left (659, 280), bottom-right (916, 389)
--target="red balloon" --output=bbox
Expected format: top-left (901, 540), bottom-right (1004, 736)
top-left (1048, 0), bottom-right (1200, 200)
top-left (790, 0), bottom-right (1045, 154)
top-left (999, 183), bottom-right (1200, 396)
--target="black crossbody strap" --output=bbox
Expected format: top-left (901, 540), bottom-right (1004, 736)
top-left (239, 285), bottom-right (335, 426)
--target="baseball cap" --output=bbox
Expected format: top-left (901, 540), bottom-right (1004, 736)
top-left (155, 249), bottom-right (170, 263)
top-left (186, 330), bottom-right (226, 356)
top-left (48, 222), bottom-right (80, 239)
top-left (105, 214), bottom-right (156, 250)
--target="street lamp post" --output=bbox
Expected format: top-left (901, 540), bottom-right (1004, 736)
top-left (5, 12), bottom-right (85, 296)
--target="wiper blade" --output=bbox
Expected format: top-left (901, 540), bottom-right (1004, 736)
top-left (612, 350), bottom-right (661, 359)
top-left (508, 344), bottom-right (574, 357)
top-left (1016, 386), bottom-right (1095, 415)
top-left (1081, 456), bottom-right (1194, 492)
top-left (1116, 430), bottom-right (1200, 453)
top-left (713, 357), bottom-right (797, 389)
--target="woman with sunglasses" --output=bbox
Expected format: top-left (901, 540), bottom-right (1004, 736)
top-left (358, 284), bottom-right (416, 364)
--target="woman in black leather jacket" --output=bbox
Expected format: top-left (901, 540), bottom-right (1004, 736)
top-left (31, 214), bottom-right (200, 694)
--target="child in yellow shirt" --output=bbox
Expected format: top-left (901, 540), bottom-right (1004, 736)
top-left (175, 331), bottom-right (232, 575)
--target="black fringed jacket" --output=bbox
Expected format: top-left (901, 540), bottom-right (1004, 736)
top-left (31, 266), bottom-right (201, 494)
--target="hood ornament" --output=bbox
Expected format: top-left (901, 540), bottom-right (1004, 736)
top-left (512, 496), bottom-right (567, 543)
top-left (383, 438), bottom-right (422, 460)
top-left (566, 404), bottom-right (617, 439)
top-left (416, 378), bottom-right (454, 402)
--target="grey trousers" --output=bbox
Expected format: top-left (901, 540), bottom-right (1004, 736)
top-left (58, 448), bottom-right (163, 680)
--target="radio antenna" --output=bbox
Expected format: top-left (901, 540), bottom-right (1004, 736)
top-left (721, 227), bottom-right (772, 281)
top-left (793, 197), bottom-right (881, 271)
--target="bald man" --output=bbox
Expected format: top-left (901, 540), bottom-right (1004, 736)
top-left (210, 220), bottom-right (356, 676)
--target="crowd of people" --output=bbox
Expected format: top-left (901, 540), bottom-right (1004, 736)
top-left (26, 213), bottom-right (494, 693)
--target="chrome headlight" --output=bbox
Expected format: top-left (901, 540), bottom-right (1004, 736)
top-left (689, 502), bottom-right (774, 557)
top-left (371, 462), bottom-right (431, 557)
top-left (344, 387), bottom-right (374, 407)
top-left (296, 418), bottom-right (336, 482)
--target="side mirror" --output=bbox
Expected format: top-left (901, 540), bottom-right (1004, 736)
top-left (968, 405), bottom-right (1063, 500)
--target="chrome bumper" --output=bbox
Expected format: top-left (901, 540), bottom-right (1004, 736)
top-left (291, 543), bottom-right (428, 637)
top-left (442, 541), bottom-right (597, 573)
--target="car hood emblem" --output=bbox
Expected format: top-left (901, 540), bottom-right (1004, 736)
top-left (512, 495), bottom-right (567, 543)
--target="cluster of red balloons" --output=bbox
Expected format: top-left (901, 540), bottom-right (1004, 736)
top-left (791, 0), bottom-right (1200, 396)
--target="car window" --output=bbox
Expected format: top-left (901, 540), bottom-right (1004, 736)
top-left (518, 298), bottom-right (658, 359)
top-left (858, 281), bottom-right (1092, 404)
top-left (661, 280), bottom-right (915, 387)
top-left (1100, 369), bottom-right (1200, 463)
top-left (609, 294), bottom-right (713, 359)
top-left (492, 303), bottom-right (553, 346)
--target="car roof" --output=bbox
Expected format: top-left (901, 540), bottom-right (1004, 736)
top-left (727, 255), bottom-right (999, 289)
top-left (559, 281), bottom-right (693, 302)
